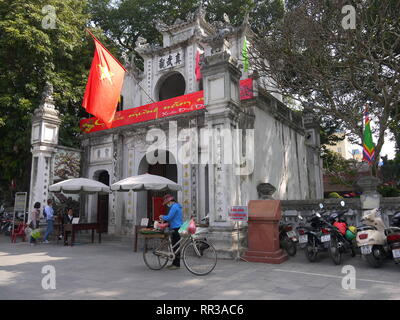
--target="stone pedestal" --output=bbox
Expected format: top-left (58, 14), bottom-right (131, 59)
top-left (356, 176), bottom-right (381, 212)
top-left (242, 200), bottom-right (288, 263)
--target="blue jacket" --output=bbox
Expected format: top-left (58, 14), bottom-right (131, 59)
top-left (161, 203), bottom-right (183, 229)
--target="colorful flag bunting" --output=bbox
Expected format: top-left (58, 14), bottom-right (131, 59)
top-left (362, 107), bottom-right (375, 164)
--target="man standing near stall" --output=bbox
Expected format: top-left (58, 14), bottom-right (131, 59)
top-left (160, 194), bottom-right (183, 270)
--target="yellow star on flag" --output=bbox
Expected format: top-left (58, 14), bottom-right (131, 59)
top-left (98, 64), bottom-right (114, 84)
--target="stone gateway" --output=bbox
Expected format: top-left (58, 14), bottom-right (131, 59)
top-left (29, 8), bottom-right (323, 258)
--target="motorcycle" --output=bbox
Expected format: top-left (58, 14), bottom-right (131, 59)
top-left (0, 212), bottom-right (13, 235)
top-left (279, 217), bottom-right (298, 257)
top-left (325, 201), bottom-right (357, 265)
top-left (385, 211), bottom-right (400, 265)
top-left (356, 208), bottom-right (389, 268)
top-left (298, 203), bottom-right (331, 262)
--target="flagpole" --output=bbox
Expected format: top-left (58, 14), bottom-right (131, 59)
top-left (86, 28), bottom-right (156, 104)
top-left (85, 29), bottom-right (127, 72)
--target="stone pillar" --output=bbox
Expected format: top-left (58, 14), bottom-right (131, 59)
top-left (200, 42), bottom-right (243, 258)
top-left (111, 133), bottom-right (124, 235)
top-left (356, 176), bottom-right (381, 213)
top-left (303, 110), bottom-right (323, 199)
top-left (29, 82), bottom-right (61, 212)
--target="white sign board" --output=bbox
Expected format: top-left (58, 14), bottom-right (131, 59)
top-left (229, 206), bottom-right (248, 221)
top-left (141, 218), bottom-right (149, 227)
top-left (14, 192), bottom-right (27, 212)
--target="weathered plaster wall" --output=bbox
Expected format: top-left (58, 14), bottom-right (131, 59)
top-left (248, 107), bottom-right (309, 201)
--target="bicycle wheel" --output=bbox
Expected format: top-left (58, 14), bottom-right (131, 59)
top-left (143, 237), bottom-right (169, 270)
top-left (183, 239), bottom-right (217, 276)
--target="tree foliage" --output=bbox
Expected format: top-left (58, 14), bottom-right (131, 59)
top-left (0, 0), bottom-right (120, 203)
top-left (88, 0), bottom-right (285, 62)
top-left (250, 0), bottom-right (400, 172)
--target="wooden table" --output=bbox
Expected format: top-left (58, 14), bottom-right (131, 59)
top-left (64, 223), bottom-right (101, 246)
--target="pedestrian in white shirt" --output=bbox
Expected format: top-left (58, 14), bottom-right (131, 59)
top-left (43, 199), bottom-right (54, 243)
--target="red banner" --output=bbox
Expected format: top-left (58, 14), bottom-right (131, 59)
top-left (80, 78), bottom-right (253, 134)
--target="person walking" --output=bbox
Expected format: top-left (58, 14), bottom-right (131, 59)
top-left (43, 199), bottom-right (54, 243)
top-left (29, 202), bottom-right (41, 246)
top-left (160, 194), bottom-right (183, 270)
top-left (62, 207), bottom-right (74, 245)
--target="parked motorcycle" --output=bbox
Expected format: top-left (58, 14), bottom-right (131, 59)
top-left (0, 212), bottom-right (13, 235)
top-left (356, 208), bottom-right (389, 268)
top-left (279, 218), bottom-right (298, 257)
top-left (325, 201), bottom-right (357, 265)
top-left (298, 204), bottom-right (331, 262)
top-left (385, 211), bottom-right (400, 265)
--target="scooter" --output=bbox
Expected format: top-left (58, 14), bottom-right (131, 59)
top-left (0, 213), bottom-right (13, 235)
top-left (299, 204), bottom-right (331, 262)
top-left (279, 218), bottom-right (298, 257)
top-left (325, 201), bottom-right (357, 265)
top-left (356, 208), bottom-right (389, 268)
top-left (385, 211), bottom-right (400, 265)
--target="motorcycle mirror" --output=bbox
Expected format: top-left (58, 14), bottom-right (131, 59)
top-left (340, 201), bottom-right (345, 207)
top-left (316, 213), bottom-right (321, 218)
top-left (297, 215), bottom-right (303, 220)
top-left (319, 203), bottom-right (324, 209)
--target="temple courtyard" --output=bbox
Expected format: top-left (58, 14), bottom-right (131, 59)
top-left (1, 235), bottom-right (399, 300)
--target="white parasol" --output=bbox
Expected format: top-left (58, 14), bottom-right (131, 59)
top-left (48, 178), bottom-right (110, 194)
top-left (110, 173), bottom-right (181, 192)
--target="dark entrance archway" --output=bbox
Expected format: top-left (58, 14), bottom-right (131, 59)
top-left (158, 73), bottom-right (186, 101)
top-left (138, 151), bottom-right (178, 221)
top-left (97, 171), bottom-right (109, 233)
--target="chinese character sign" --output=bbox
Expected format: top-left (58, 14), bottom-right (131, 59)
top-left (158, 50), bottom-right (184, 71)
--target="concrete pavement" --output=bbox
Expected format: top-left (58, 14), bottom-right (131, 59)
top-left (0, 235), bottom-right (399, 300)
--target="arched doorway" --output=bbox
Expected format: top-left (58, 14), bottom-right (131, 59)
top-left (138, 150), bottom-right (178, 221)
top-left (157, 72), bottom-right (186, 101)
top-left (96, 170), bottom-right (109, 233)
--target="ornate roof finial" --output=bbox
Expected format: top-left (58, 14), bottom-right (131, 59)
top-left (242, 12), bottom-right (249, 26)
top-left (223, 13), bottom-right (230, 25)
top-left (195, 1), bottom-right (206, 20)
top-left (40, 81), bottom-right (54, 106)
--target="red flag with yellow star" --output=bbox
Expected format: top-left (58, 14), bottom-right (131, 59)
top-left (82, 31), bottom-right (126, 128)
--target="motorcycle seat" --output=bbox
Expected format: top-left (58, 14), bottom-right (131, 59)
top-left (297, 226), bottom-right (314, 231)
top-left (356, 225), bottom-right (376, 231)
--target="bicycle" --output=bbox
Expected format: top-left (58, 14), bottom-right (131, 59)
top-left (142, 221), bottom-right (217, 276)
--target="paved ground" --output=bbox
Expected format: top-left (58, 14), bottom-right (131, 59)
top-left (0, 235), bottom-right (399, 300)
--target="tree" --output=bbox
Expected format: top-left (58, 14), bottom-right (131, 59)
top-left (319, 115), bottom-right (346, 154)
top-left (88, 0), bottom-right (285, 61)
top-left (0, 0), bottom-right (120, 202)
top-left (250, 0), bottom-right (400, 173)
top-left (322, 149), bottom-right (359, 187)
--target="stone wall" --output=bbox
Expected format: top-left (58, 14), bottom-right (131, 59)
top-left (281, 197), bottom-right (400, 228)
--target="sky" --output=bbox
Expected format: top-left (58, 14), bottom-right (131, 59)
top-left (380, 138), bottom-right (396, 159)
